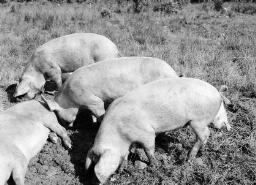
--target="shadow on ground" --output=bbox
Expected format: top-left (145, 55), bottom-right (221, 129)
top-left (5, 83), bottom-right (17, 103)
top-left (69, 109), bottom-right (100, 185)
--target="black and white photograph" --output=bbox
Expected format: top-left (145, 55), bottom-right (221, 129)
top-left (0, 0), bottom-right (255, 184)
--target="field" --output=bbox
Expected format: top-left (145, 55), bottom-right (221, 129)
top-left (1, 1), bottom-right (256, 185)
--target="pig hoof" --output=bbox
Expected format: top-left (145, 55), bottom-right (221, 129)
top-left (49, 132), bottom-right (58, 144)
top-left (92, 116), bottom-right (97, 123)
top-left (68, 122), bottom-right (74, 128)
top-left (63, 138), bottom-right (72, 150)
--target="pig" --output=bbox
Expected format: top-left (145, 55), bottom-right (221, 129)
top-left (41, 57), bottom-right (178, 126)
top-left (14, 33), bottom-right (120, 100)
top-left (85, 77), bottom-right (231, 184)
top-left (0, 100), bottom-right (71, 185)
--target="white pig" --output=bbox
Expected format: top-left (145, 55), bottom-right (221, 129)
top-left (0, 100), bottom-right (71, 185)
top-left (85, 77), bottom-right (231, 184)
top-left (14, 33), bottom-right (120, 100)
top-left (42, 57), bottom-right (178, 126)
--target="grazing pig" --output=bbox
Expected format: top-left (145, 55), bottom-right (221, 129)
top-left (42, 57), bottom-right (178, 126)
top-left (0, 100), bottom-right (71, 185)
top-left (85, 78), bottom-right (231, 184)
top-left (14, 33), bottom-right (120, 100)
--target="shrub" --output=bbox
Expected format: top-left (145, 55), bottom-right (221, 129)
top-left (231, 2), bottom-right (256, 15)
top-left (213, 0), bottom-right (223, 11)
top-left (153, 2), bottom-right (179, 14)
top-left (42, 15), bottom-right (54, 30)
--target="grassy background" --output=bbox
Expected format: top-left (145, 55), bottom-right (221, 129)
top-left (1, 1), bottom-right (256, 184)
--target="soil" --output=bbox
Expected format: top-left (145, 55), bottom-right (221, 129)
top-left (1, 84), bottom-right (191, 185)
top-left (2, 84), bottom-right (99, 185)
top-left (1, 83), bottom-right (255, 185)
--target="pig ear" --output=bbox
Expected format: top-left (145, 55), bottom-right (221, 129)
top-left (41, 94), bottom-right (60, 111)
top-left (94, 151), bottom-right (121, 184)
top-left (61, 72), bottom-right (72, 83)
top-left (14, 81), bottom-right (30, 97)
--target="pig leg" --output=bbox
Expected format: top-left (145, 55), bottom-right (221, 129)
top-left (43, 121), bottom-right (72, 149)
top-left (189, 122), bottom-right (210, 160)
top-left (85, 96), bottom-right (105, 122)
top-left (143, 145), bottom-right (157, 167)
top-left (188, 137), bottom-right (201, 161)
top-left (92, 115), bottom-right (98, 124)
top-left (117, 153), bottom-right (128, 173)
top-left (137, 132), bottom-right (157, 167)
top-left (85, 155), bottom-right (93, 173)
top-left (48, 132), bottom-right (59, 144)
top-left (85, 150), bottom-right (98, 185)
top-left (85, 149), bottom-right (95, 173)
top-left (0, 169), bottom-right (11, 185)
top-left (12, 162), bottom-right (27, 185)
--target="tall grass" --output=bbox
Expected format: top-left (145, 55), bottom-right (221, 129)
top-left (0, 1), bottom-right (256, 185)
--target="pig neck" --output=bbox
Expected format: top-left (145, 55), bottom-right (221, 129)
top-left (22, 62), bottom-right (38, 76)
top-left (96, 124), bottom-right (130, 157)
top-left (9, 102), bottom-right (56, 125)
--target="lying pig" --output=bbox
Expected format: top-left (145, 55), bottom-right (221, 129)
top-left (0, 100), bottom-right (71, 185)
top-left (14, 33), bottom-right (120, 100)
top-left (85, 78), bottom-right (231, 184)
top-left (41, 57), bottom-right (178, 126)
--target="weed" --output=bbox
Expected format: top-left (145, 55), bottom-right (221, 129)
top-left (231, 2), bottom-right (256, 15)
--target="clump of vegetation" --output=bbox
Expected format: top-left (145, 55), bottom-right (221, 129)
top-left (213, 0), bottom-right (223, 11)
top-left (231, 2), bottom-right (256, 15)
top-left (153, 2), bottom-right (180, 14)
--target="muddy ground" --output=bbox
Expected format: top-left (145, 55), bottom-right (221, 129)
top-left (2, 83), bottom-right (255, 185)
top-left (2, 85), bottom-right (98, 185)
top-left (0, 84), bottom-right (202, 185)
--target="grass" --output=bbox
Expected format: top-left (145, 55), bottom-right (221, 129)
top-left (0, 1), bottom-right (256, 185)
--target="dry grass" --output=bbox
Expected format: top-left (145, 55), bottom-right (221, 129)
top-left (1, 1), bottom-right (256, 185)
